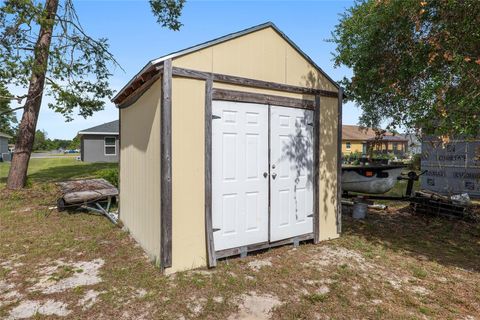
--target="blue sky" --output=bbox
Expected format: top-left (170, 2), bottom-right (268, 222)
top-left (14, 0), bottom-right (359, 139)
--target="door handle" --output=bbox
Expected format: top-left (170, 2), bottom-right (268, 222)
top-left (263, 172), bottom-right (268, 178)
top-left (272, 173), bottom-right (277, 179)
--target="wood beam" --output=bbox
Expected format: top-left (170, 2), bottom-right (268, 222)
top-left (160, 59), bottom-right (173, 270)
top-left (171, 66), bottom-right (338, 98)
top-left (204, 75), bottom-right (216, 268)
top-left (313, 95), bottom-right (320, 244)
top-left (212, 88), bottom-right (314, 110)
top-left (337, 88), bottom-right (343, 234)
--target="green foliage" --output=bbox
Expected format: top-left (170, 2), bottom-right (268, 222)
top-left (67, 136), bottom-right (80, 150)
top-left (343, 151), bottom-right (363, 165)
top-left (0, 84), bottom-right (17, 137)
top-left (0, 0), bottom-right (119, 121)
top-left (372, 152), bottom-right (396, 160)
top-left (97, 167), bottom-right (118, 188)
top-left (33, 130), bottom-right (48, 151)
top-left (150, 0), bottom-right (185, 31)
top-left (408, 154), bottom-right (421, 171)
top-left (32, 129), bottom-right (76, 151)
top-left (331, 0), bottom-right (480, 137)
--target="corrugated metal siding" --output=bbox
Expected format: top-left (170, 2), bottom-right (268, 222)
top-left (421, 139), bottom-right (480, 198)
top-left (119, 79), bottom-right (162, 263)
top-left (81, 135), bottom-right (119, 163)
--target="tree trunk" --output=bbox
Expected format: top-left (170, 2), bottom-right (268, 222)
top-left (6, 0), bottom-right (59, 189)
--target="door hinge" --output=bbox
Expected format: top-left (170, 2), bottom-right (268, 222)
top-left (307, 213), bottom-right (314, 218)
top-left (212, 115), bottom-right (221, 120)
top-left (307, 122), bottom-right (314, 126)
top-left (213, 228), bottom-right (221, 232)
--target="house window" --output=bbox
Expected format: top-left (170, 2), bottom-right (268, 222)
top-left (393, 142), bottom-right (398, 151)
top-left (104, 137), bottom-right (116, 155)
top-left (346, 141), bottom-right (351, 150)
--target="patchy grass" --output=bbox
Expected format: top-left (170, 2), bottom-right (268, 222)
top-left (1, 159), bottom-right (479, 319)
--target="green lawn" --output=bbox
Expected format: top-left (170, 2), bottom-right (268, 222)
top-left (0, 157), bottom-right (116, 186)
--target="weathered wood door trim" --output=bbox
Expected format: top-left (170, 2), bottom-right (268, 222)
top-left (206, 93), bottom-right (321, 261)
top-left (160, 59), bottom-right (172, 269)
top-left (313, 95), bottom-right (320, 243)
top-left (204, 76), bottom-right (217, 267)
top-left (212, 88), bottom-right (314, 110)
top-left (171, 66), bottom-right (339, 98)
top-left (337, 88), bottom-right (343, 234)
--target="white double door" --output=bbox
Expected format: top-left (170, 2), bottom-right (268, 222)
top-left (212, 100), bottom-right (314, 251)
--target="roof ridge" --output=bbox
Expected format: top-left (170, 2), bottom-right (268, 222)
top-left (113, 21), bottom-right (338, 103)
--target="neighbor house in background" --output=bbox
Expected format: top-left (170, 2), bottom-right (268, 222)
top-left (78, 120), bottom-right (119, 163)
top-left (0, 132), bottom-right (12, 161)
top-left (342, 125), bottom-right (408, 156)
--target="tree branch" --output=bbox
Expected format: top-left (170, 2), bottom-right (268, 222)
top-left (0, 95), bottom-right (27, 103)
top-left (0, 105), bottom-right (24, 116)
top-left (54, 15), bottom-right (124, 72)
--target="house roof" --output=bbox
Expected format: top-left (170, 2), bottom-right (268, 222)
top-left (367, 135), bottom-right (408, 142)
top-left (342, 125), bottom-right (378, 140)
top-left (0, 132), bottom-right (12, 139)
top-left (112, 21), bottom-right (338, 104)
top-left (342, 125), bottom-right (407, 142)
top-left (78, 120), bottom-right (119, 136)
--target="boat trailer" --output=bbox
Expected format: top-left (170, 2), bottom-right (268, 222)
top-left (343, 171), bottom-right (478, 222)
top-left (56, 179), bottom-right (119, 224)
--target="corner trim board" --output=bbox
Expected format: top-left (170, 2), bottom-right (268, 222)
top-left (313, 95), bottom-right (320, 243)
top-left (204, 76), bottom-right (217, 267)
top-left (337, 88), bottom-right (343, 234)
top-left (212, 88), bottom-right (314, 110)
top-left (160, 59), bottom-right (173, 269)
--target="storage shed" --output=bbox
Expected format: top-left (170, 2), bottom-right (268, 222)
top-left (112, 22), bottom-right (343, 273)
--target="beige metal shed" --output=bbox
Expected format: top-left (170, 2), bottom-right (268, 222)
top-left (113, 22), bottom-right (343, 274)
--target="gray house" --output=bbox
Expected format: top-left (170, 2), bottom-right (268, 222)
top-left (0, 132), bottom-right (12, 161)
top-left (78, 120), bottom-right (119, 163)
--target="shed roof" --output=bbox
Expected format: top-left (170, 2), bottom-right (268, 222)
top-left (0, 132), bottom-right (12, 139)
top-left (78, 120), bottom-right (119, 136)
top-left (113, 22), bottom-right (338, 104)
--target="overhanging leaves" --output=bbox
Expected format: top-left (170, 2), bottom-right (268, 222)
top-left (331, 0), bottom-right (480, 137)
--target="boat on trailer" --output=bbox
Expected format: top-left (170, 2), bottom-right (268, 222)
top-left (342, 164), bottom-right (405, 194)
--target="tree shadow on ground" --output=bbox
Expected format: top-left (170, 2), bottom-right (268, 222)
top-left (343, 206), bottom-right (480, 272)
top-left (0, 162), bottom-right (117, 184)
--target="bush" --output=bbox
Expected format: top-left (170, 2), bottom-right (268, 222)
top-left (408, 154), bottom-right (421, 171)
top-left (97, 168), bottom-right (119, 188)
top-left (343, 151), bottom-right (363, 165)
